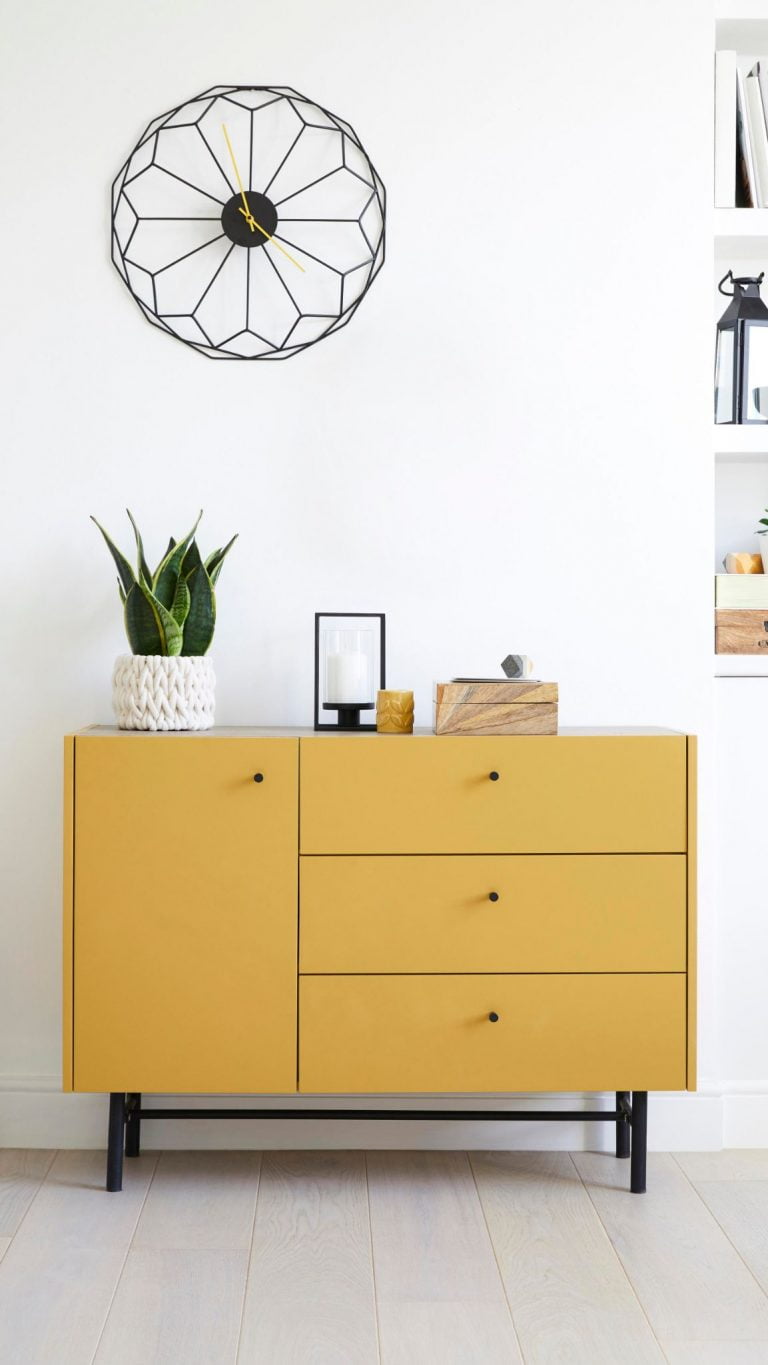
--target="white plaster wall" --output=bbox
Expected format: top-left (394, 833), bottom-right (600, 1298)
top-left (0, 0), bottom-right (718, 1146)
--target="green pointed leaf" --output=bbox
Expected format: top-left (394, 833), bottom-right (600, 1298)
top-left (154, 595), bottom-right (184, 655)
top-left (91, 516), bottom-right (135, 595)
top-left (117, 577), bottom-right (126, 607)
top-left (205, 533), bottom-right (238, 586)
top-left (182, 538), bottom-right (203, 577)
top-left (124, 581), bottom-right (166, 654)
top-left (126, 509), bottom-right (152, 588)
top-left (181, 564), bottom-right (216, 655)
top-left (171, 573), bottom-right (191, 628)
top-left (155, 536), bottom-right (176, 580)
top-left (153, 511), bottom-right (203, 609)
top-left (123, 581), bottom-right (184, 656)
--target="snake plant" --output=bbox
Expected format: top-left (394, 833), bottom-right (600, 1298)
top-left (92, 509), bottom-right (237, 656)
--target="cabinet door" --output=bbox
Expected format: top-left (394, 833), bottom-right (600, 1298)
top-left (299, 735), bottom-right (687, 854)
top-left (73, 735), bottom-right (298, 1093)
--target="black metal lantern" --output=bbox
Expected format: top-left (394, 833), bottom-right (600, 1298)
top-left (716, 271), bottom-right (768, 423)
top-left (314, 613), bottom-right (385, 730)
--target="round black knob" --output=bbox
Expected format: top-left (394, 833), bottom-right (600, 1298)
top-left (253, 772), bottom-right (264, 783)
top-left (488, 1011), bottom-right (500, 1023)
top-left (489, 770), bottom-right (500, 781)
top-left (488, 892), bottom-right (500, 903)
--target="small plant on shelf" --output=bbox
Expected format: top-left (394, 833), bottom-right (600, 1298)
top-left (758, 509), bottom-right (768, 538)
top-left (91, 509), bottom-right (237, 732)
top-left (92, 509), bottom-right (237, 656)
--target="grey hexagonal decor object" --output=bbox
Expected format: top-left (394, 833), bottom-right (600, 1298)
top-left (111, 86), bottom-right (386, 359)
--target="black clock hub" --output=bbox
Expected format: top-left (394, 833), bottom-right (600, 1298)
top-left (221, 191), bottom-right (278, 247)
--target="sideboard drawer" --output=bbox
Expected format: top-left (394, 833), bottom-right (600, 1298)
top-left (299, 735), bottom-right (687, 853)
top-left (299, 974), bottom-right (688, 1093)
top-left (299, 854), bottom-right (687, 973)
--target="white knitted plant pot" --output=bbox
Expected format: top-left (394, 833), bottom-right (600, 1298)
top-left (112, 655), bottom-right (216, 731)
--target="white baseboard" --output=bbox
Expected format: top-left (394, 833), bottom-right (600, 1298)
top-left (0, 1078), bottom-right (735, 1151)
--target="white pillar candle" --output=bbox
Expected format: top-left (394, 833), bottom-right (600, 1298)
top-left (327, 651), bottom-right (368, 704)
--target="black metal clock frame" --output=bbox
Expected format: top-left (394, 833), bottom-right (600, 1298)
top-left (111, 85), bottom-right (386, 360)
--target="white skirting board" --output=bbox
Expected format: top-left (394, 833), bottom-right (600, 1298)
top-left (0, 1078), bottom-right (752, 1151)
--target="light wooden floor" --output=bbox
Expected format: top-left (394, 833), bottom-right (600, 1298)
top-left (2, 1150), bottom-right (768, 1363)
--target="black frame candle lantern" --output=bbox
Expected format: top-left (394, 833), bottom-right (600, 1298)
top-left (716, 271), bottom-right (768, 424)
top-left (314, 613), bottom-right (386, 731)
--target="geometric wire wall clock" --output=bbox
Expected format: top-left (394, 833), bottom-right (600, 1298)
top-left (110, 86), bottom-right (386, 360)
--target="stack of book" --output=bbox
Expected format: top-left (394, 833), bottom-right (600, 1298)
top-left (716, 52), bottom-right (768, 207)
top-left (715, 573), bottom-right (768, 653)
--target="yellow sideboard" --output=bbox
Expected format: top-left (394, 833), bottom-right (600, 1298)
top-left (64, 725), bottom-right (696, 1189)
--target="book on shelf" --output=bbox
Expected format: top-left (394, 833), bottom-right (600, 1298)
top-left (736, 67), bottom-right (757, 207)
top-left (746, 65), bottom-right (768, 206)
top-left (715, 51), bottom-right (768, 208)
top-left (716, 573), bottom-right (768, 609)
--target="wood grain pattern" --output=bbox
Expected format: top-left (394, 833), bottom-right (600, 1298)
top-left (434, 681), bottom-right (558, 704)
top-left (434, 700), bottom-right (558, 735)
top-left (0, 1149), bottom-right (55, 1237)
top-left (471, 1151), bottom-right (664, 1364)
top-left (676, 1150), bottom-right (768, 1181)
top-left (367, 1150), bottom-right (522, 1363)
top-left (715, 609), bottom-right (768, 653)
top-left (664, 1342), bottom-right (768, 1364)
top-left (238, 1151), bottom-right (379, 1363)
top-left (94, 1249), bottom-right (247, 1365)
top-left (573, 1152), bottom-right (768, 1350)
top-left (683, 1180), bottom-right (768, 1295)
top-left (0, 1151), bottom-right (157, 1365)
top-left (132, 1151), bottom-right (261, 1251)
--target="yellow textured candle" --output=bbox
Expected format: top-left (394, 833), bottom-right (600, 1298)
top-left (376, 690), bottom-right (414, 734)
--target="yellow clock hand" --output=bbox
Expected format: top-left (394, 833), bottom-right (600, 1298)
top-left (221, 123), bottom-right (255, 230)
top-left (236, 208), bottom-right (305, 272)
top-left (222, 122), bottom-right (305, 272)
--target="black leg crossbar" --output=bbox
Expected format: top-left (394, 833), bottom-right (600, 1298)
top-left (106, 1089), bottom-right (647, 1195)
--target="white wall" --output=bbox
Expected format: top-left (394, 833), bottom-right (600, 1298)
top-left (0, 0), bottom-right (718, 1148)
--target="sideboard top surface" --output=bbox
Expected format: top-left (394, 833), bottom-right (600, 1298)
top-left (72, 725), bottom-right (687, 739)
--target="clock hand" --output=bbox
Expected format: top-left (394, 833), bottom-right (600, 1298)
top-left (236, 208), bottom-right (306, 272)
top-left (222, 122), bottom-right (305, 272)
top-left (221, 123), bottom-right (256, 231)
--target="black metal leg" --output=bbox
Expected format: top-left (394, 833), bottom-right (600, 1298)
top-left (615, 1091), bottom-right (631, 1159)
top-left (125, 1093), bottom-right (141, 1157)
top-left (630, 1091), bottom-right (647, 1193)
top-left (106, 1093), bottom-right (125, 1192)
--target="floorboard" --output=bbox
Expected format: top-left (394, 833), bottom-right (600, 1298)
top-left (663, 1344), bottom-right (768, 1364)
top-left (472, 1150), bottom-right (664, 1364)
top-left (676, 1151), bottom-right (768, 1182)
top-left (238, 1151), bottom-right (379, 1364)
top-left (132, 1151), bottom-right (261, 1250)
top-left (0, 1149), bottom-right (55, 1237)
top-left (684, 1179), bottom-right (768, 1296)
top-left (0, 1151), bottom-right (156, 1365)
top-left (574, 1151), bottom-right (768, 1355)
top-left (94, 1248), bottom-right (248, 1365)
top-left (367, 1150), bottom-right (522, 1365)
